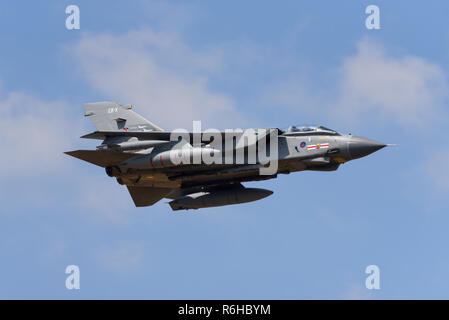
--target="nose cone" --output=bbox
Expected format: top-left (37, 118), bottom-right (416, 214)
top-left (348, 136), bottom-right (386, 160)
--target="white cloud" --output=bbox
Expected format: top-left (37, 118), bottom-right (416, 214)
top-left (422, 148), bottom-right (449, 191)
top-left (71, 176), bottom-right (138, 224)
top-left (337, 39), bottom-right (448, 126)
top-left (69, 29), bottom-right (243, 129)
top-left (341, 284), bottom-right (372, 300)
top-left (0, 90), bottom-right (81, 178)
top-left (0, 84), bottom-right (137, 223)
top-left (137, 0), bottom-right (197, 32)
top-left (265, 39), bottom-right (448, 128)
top-left (97, 243), bottom-right (145, 272)
top-left (265, 79), bottom-right (314, 111)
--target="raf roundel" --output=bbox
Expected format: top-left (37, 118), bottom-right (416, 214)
top-left (300, 141), bottom-right (306, 148)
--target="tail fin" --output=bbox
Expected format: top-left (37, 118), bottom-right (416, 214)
top-left (83, 101), bottom-right (164, 132)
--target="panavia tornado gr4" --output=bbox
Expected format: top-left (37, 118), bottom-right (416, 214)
top-left (65, 102), bottom-right (388, 211)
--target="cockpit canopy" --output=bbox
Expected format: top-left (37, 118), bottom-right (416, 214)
top-left (284, 125), bottom-right (339, 135)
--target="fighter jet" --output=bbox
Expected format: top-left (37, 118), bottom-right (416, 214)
top-left (65, 102), bottom-right (387, 210)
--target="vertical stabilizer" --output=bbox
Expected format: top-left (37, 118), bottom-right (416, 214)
top-left (83, 102), bottom-right (164, 132)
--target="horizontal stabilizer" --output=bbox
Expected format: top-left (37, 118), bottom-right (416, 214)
top-left (64, 150), bottom-right (138, 167)
top-left (127, 186), bottom-right (171, 207)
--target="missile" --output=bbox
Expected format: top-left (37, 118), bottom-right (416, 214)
top-left (169, 187), bottom-right (273, 210)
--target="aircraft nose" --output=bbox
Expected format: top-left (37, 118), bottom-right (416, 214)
top-left (348, 136), bottom-right (386, 160)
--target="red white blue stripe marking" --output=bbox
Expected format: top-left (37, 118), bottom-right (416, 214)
top-left (307, 143), bottom-right (329, 150)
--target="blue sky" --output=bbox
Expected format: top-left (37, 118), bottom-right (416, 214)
top-left (1, 0), bottom-right (449, 299)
